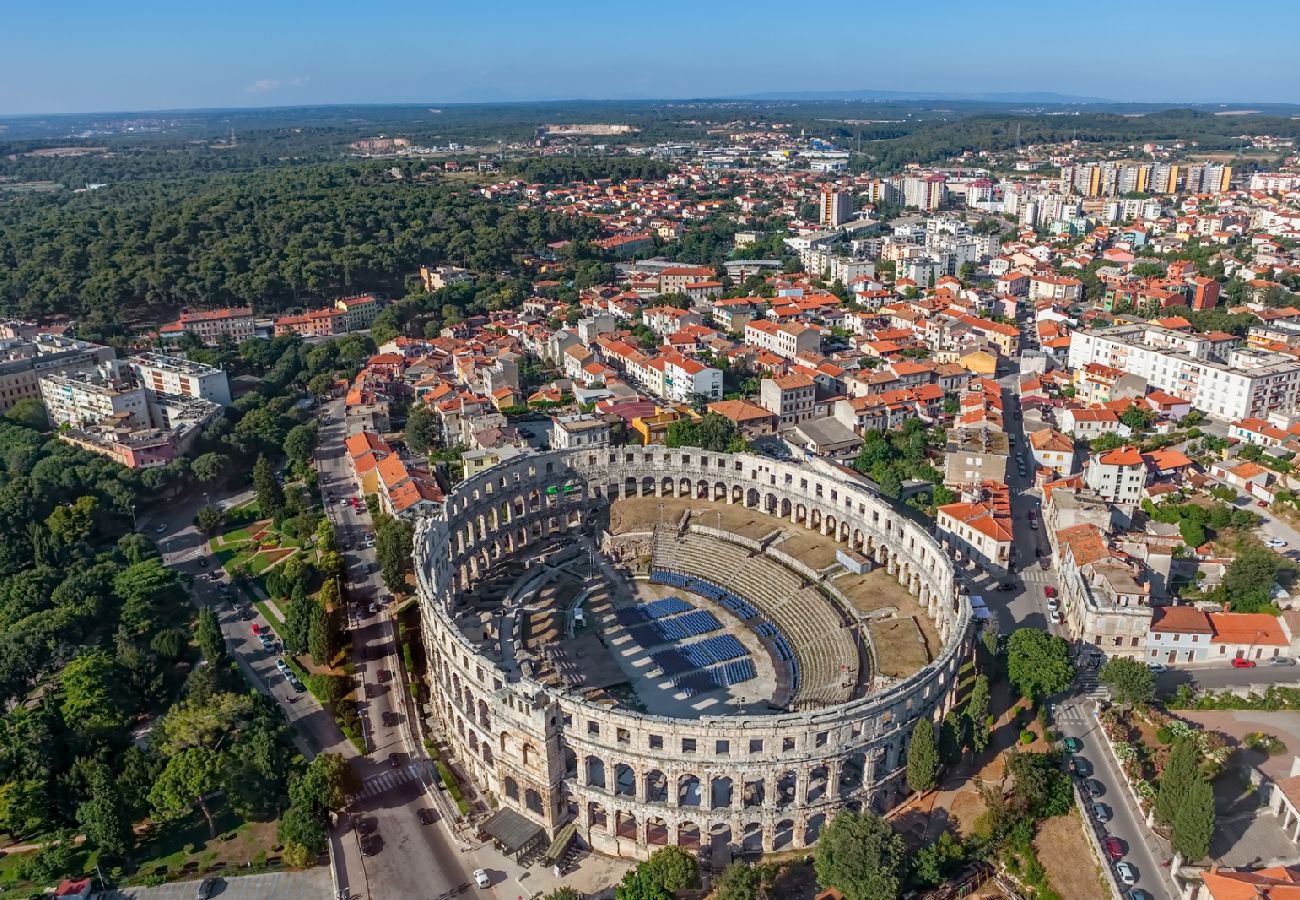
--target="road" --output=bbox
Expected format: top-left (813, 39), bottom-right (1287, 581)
top-left (313, 397), bottom-right (491, 900)
top-left (1055, 698), bottom-right (1172, 900)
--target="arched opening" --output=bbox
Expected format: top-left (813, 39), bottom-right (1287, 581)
top-left (616, 810), bottom-right (638, 840)
top-left (614, 763), bottom-right (635, 798)
top-left (587, 802), bottom-right (608, 832)
top-left (646, 816), bottom-right (668, 845)
top-left (678, 774), bottom-right (702, 807)
top-left (808, 765), bottom-right (829, 803)
top-left (522, 743), bottom-right (535, 767)
top-left (710, 776), bottom-right (734, 809)
top-left (773, 819), bottom-right (794, 850)
top-left (585, 756), bottom-right (606, 790)
top-left (645, 769), bottom-right (668, 803)
top-left (525, 788), bottom-right (543, 815)
top-left (742, 779), bottom-right (765, 809)
top-left (504, 777), bottom-right (520, 802)
top-left (561, 748), bottom-right (577, 779)
top-left (741, 822), bottom-right (763, 854)
top-left (776, 770), bottom-right (796, 809)
top-left (804, 812), bottom-right (827, 845)
top-left (481, 744), bottom-right (494, 766)
top-left (677, 821), bottom-right (701, 849)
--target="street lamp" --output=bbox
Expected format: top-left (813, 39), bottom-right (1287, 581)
top-left (129, 502), bottom-right (137, 532)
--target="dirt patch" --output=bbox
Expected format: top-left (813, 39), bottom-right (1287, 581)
top-left (773, 530), bottom-right (838, 569)
top-left (1035, 809), bottom-right (1107, 900)
top-left (867, 618), bottom-right (930, 677)
top-left (841, 569), bottom-right (941, 674)
top-left (608, 496), bottom-right (777, 541)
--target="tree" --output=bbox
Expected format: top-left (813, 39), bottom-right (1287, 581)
top-left (196, 504), bottom-right (226, 535)
top-left (966, 674), bottom-right (991, 753)
top-left (283, 423), bottom-right (317, 466)
top-left (813, 810), bottom-right (906, 900)
top-left (544, 889), bottom-right (583, 900)
top-left (252, 454), bottom-right (285, 520)
top-left (1099, 657), bottom-right (1154, 707)
top-left (714, 861), bottom-right (767, 900)
top-left (307, 599), bottom-right (334, 665)
top-left (196, 606), bottom-right (224, 663)
top-left (76, 764), bottom-right (133, 858)
top-left (1155, 736), bottom-right (1201, 827)
top-left (912, 830), bottom-right (965, 888)
top-left (190, 452), bottom-right (229, 484)
top-left (615, 846), bottom-right (698, 900)
top-left (405, 405), bottom-right (439, 455)
top-left (664, 413), bottom-right (740, 452)
top-left (906, 718), bottom-right (939, 793)
top-left (1179, 518), bottom-right (1207, 549)
top-left (283, 594), bottom-right (314, 656)
top-left (1006, 751), bottom-right (1072, 819)
top-left (46, 495), bottom-right (99, 547)
top-left (59, 649), bottom-right (132, 736)
top-left (375, 514), bottom-right (415, 594)
top-left (149, 746), bottom-right (223, 836)
top-left (156, 691), bottom-right (255, 755)
top-left (1171, 776), bottom-right (1215, 861)
top-left (296, 752), bottom-right (361, 812)
top-left (4, 399), bottom-right (48, 431)
top-left (1006, 628), bottom-right (1074, 700)
top-left (277, 799), bottom-right (328, 857)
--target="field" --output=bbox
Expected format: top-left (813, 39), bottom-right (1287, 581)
top-left (209, 519), bottom-right (305, 575)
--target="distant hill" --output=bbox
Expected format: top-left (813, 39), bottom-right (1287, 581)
top-left (730, 88), bottom-right (1111, 104)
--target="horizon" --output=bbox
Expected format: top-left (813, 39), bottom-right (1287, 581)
top-left (4, 0), bottom-right (1298, 116)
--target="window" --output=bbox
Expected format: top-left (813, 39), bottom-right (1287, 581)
top-left (587, 721), bottom-right (599, 736)
top-left (682, 738), bottom-right (697, 753)
top-left (749, 739), bottom-right (764, 753)
top-left (617, 728), bottom-right (630, 745)
top-left (649, 735), bottom-right (663, 750)
top-left (716, 740), bottom-right (730, 755)
top-left (782, 737), bottom-right (795, 753)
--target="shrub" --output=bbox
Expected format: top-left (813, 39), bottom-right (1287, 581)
top-left (1156, 725), bottom-right (1175, 745)
top-left (1019, 728), bottom-right (1035, 745)
top-left (1245, 731), bottom-right (1286, 756)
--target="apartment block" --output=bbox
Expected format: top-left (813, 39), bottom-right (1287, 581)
top-left (128, 353), bottom-right (233, 407)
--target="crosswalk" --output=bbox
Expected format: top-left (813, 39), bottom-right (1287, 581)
top-left (1053, 704), bottom-right (1091, 725)
top-left (168, 545), bottom-right (206, 565)
top-left (357, 760), bottom-right (435, 799)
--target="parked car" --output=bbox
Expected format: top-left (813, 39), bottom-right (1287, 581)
top-left (1044, 585), bottom-right (1057, 598)
top-left (417, 807), bottom-right (437, 825)
top-left (252, 623), bottom-right (263, 636)
top-left (1085, 779), bottom-right (1105, 797)
top-left (1070, 756), bottom-right (1092, 777)
top-left (473, 869), bottom-right (491, 889)
top-left (1063, 737), bottom-right (1082, 753)
top-left (154, 523), bottom-right (168, 534)
top-left (1269, 656), bottom-right (1297, 666)
top-left (1147, 662), bottom-right (1168, 673)
top-left (1092, 803), bottom-right (1111, 823)
top-left (275, 659), bottom-right (291, 677)
top-left (1266, 538), bottom-right (1288, 548)
top-left (1103, 835), bottom-right (1125, 860)
top-left (195, 878), bottom-right (220, 900)
top-left (360, 834), bottom-right (381, 856)
top-left (1232, 657), bottom-right (1258, 669)
top-left (997, 582), bottom-right (1015, 592)
top-left (1046, 597), bottom-right (1059, 611)
top-left (1050, 610), bottom-right (1063, 624)
top-left (1114, 861), bottom-right (1137, 886)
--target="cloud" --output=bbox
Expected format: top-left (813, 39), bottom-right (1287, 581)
top-left (246, 79), bottom-right (280, 93)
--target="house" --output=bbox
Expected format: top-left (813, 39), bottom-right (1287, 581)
top-left (1210, 459), bottom-right (1273, 494)
top-left (707, 399), bottom-right (778, 439)
top-left (943, 427), bottom-right (1010, 488)
top-left (1083, 446), bottom-right (1147, 506)
top-left (551, 413), bottom-right (612, 450)
top-left (1060, 408), bottom-right (1124, 440)
top-left (937, 487), bottom-right (1014, 576)
top-left (345, 430), bottom-right (393, 495)
top-left (1029, 428), bottom-right (1077, 476)
top-left (760, 373), bottom-right (817, 426)
top-left (1146, 606), bottom-right (1215, 664)
top-left (782, 417), bottom-right (862, 461)
top-left (1200, 866), bottom-right (1300, 900)
top-left (1209, 612), bottom-right (1292, 663)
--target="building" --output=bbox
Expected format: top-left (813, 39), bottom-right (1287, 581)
top-left (818, 187), bottom-right (851, 228)
top-left (1060, 407), bottom-right (1125, 440)
top-left (420, 265), bottom-right (473, 291)
top-left (1083, 446), bottom-right (1147, 506)
top-left (745, 320), bottom-right (820, 360)
top-left (1145, 606), bottom-right (1216, 665)
top-left (706, 399), bottom-right (778, 439)
top-left (39, 367), bottom-right (150, 429)
top-left (1056, 523), bottom-right (1151, 656)
top-left (657, 266), bottom-right (715, 296)
top-left (782, 417), bottom-right (862, 461)
top-left (334, 294), bottom-right (382, 332)
top-left (1028, 428), bottom-right (1077, 476)
top-left (128, 353), bottom-right (232, 406)
top-left (463, 445), bottom-right (528, 479)
top-left (1200, 866), bottom-right (1300, 900)
top-left (551, 414), bottom-right (612, 450)
top-left (159, 307), bottom-right (256, 346)
top-left (0, 332), bottom-right (116, 414)
top-left (943, 427), bottom-right (1010, 487)
top-left (273, 307), bottom-right (346, 338)
top-left (1068, 324), bottom-right (1300, 422)
top-left (936, 486), bottom-right (1013, 576)
top-left (760, 374), bottom-right (816, 427)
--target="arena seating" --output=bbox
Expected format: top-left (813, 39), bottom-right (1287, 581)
top-left (652, 530), bottom-right (859, 708)
top-left (640, 597), bottom-right (693, 619)
top-left (626, 610), bottom-right (721, 647)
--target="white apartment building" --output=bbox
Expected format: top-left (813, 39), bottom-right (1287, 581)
top-left (0, 333), bottom-right (117, 414)
top-left (551, 414), bottom-right (612, 450)
top-left (818, 188), bottom-right (852, 227)
top-left (1083, 447), bottom-right (1147, 506)
top-left (745, 320), bottom-right (820, 360)
top-left (128, 353), bottom-right (233, 406)
top-left (1068, 324), bottom-right (1300, 422)
top-left (39, 369), bottom-right (150, 429)
top-left (760, 374), bottom-right (816, 426)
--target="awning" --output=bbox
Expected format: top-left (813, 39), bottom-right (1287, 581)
top-left (479, 808), bottom-right (546, 856)
top-left (542, 821), bottom-right (577, 865)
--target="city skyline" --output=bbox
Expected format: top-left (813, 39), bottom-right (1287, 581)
top-left (4, 0), bottom-right (1299, 115)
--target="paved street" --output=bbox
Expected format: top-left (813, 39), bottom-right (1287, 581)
top-left (1054, 699), bottom-right (1173, 900)
top-left (101, 870), bottom-right (333, 900)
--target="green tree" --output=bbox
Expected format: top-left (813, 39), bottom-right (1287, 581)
top-left (76, 763), bottom-right (133, 858)
top-left (283, 593), bottom-right (314, 656)
top-left (912, 830), bottom-right (966, 887)
top-left (283, 424), bottom-right (318, 466)
top-left (196, 504), bottom-right (226, 535)
top-left (1179, 518), bottom-right (1207, 549)
top-left (252, 454), bottom-right (285, 521)
top-left (1155, 736), bottom-right (1201, 827)
top-left (907, 718), bottom-right (939, 793)
top-left (1006, 628), bottom-right (1075, 700)
top-left (149, 746), bottom-right (223, 836)
top-left (813, 810), bottom-right (906, 900)
top-left (714, 861), bottom-right (767, 900)
top-left (277, 799), bottom-right (328, 857)
top-left (1099, 657), bottom-right (1155, 707)
top-left (196, 606), bottom-right (224, 663)
top-left (4, 399), bottom-right (48, 431)
top-left (59, 649), bottom-right (132, 736)
top-left (1171, 776), bottom-right (1215, 861)
top-left (375, 513), bottom-right (415, 594)
top-left (307, 599), bottom-right (334, 665)
top-left (190, 452), bottom-right (229, 484)
top-left (966, 674), bottom-right (991, 753)
top-left (405, 405), bottom-right (440, 455)
top-left (46, 495), bottom-right (99, 547)
top-left (664, 412), bottom-right (740, 452)
top-left (643, 845), bottom-right (698, 892)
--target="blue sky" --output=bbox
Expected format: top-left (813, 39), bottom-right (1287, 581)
top-left (3, 0), bottom-right (1298, 115)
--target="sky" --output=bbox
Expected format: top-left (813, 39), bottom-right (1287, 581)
top-left (3, 0), bottom-right (1299, 115)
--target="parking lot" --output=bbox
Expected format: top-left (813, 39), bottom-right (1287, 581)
top-left (99, 869), bottom-right (332, 900)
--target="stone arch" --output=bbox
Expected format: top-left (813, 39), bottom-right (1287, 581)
top-left (780, 497), bottom-right (792, 518)
top-left (841, 751), bottom-right (866, 798)
top-left (587, 801), bottom-right (608, 832)
top-left (477, 699), bottom-right (490, 730)
top-left (503, 776), bottom-right (520, 802)
top-left (481, 744), bottom-right (494, 767)
top-left (525, 788), bottom-right (543, 815)
top-left (677, 821), bottom-right (702, 849)
top-left (808, 765), bottom-right (829, 803)
top-left (561, 747), bottom-right (577, 780)
top-left (714, 481), bottom-right (727, 500)
top-left (742, 778), bottom-right (765, 809)
top-left (645, 769), bottom-right (668, 803)
top-left (695, 479), bottom-right (708, 499)
top-left (741, 822), bottom-right (763, 854)
top-left (804, 812), bottom-right (827, 845)
top-left (773, 819), bottom-right (795, 850)
top-left (616, 810), bottom-right (638, 839)
top-left (776, 770), bottom-right (797, 809)
top-left (614, 763), bottom-right (635, 797)
top-left (678, 773), bottom-right (702, 807)
top-left (746, 487), bottom-right (760, 508)
top-left (585, 756), bottom-right (606, 790)
top-left (646, 815), bottom-right (668, 845)
top-left (710, 775), bottom-right (734, 809)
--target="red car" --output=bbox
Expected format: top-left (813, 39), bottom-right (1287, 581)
top-left (1044, 585), bottom-right (1057, 598)
top-left (1232, 657), bottom-right (1257, 669)
top-left (1103, 836), bottom-right (1124, 861)
top-left (251, 623), bottom-right (263, 636)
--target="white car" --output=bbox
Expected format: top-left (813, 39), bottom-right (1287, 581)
top-left (1147, 662), bottom-right (1168, 673)
top-left (1050, 610), bottom-right (1063, 624)
top-left (154, 523), bottom-right (168, 534)
top-left (473, 869), bottom-right (491, 889)
top-left (1115, 861), bottom-right (1136, 886)
top-left (1046, 597), bottom-right (1059, 611)
top-left (1266, 539), bottom-right (1288, 549)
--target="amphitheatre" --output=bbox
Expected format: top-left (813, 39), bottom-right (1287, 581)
top-left (414, 447), bottom-right (972, 861)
